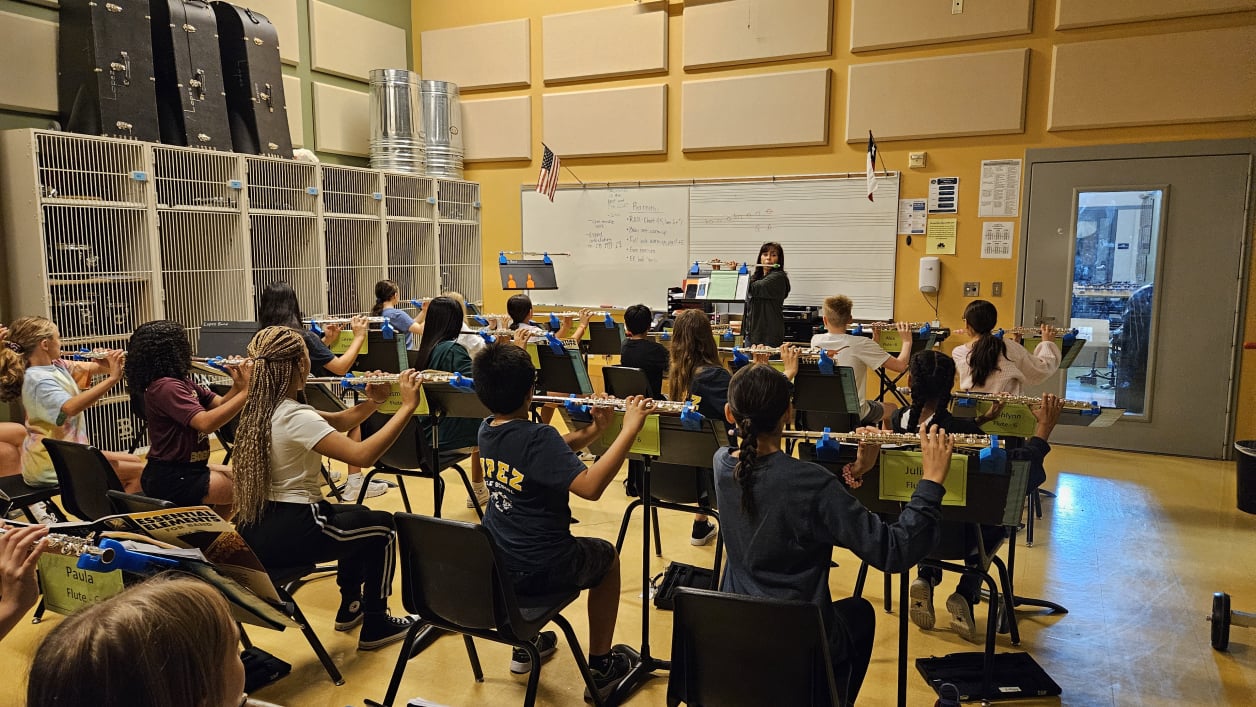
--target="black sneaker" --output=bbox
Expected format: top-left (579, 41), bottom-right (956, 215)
top-left (585, 646), bottom-right (633, 702)
top-left (358, 612), bottom-right (415, 650)
top-left (509, 630), bottom-right (558, 674)
top-left (334, 599), bottom-right (363, 631)
top-left (690, 520), bottom-right (717, 546)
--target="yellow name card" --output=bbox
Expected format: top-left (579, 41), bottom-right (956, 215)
top-left (338, 377), bottom-right (427, 416)
top-left (329, 330), bottom-right (368, 354)
top-left (597, 412), bottom-right (661, 456)
top-left (37, 552), bottom-right (126, 616)
top-left (975, 401), bottom-right (1037, 437)
top-left (879, 450), bottom-right (968, 506)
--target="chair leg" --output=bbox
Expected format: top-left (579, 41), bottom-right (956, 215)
top-left (359, 469), bottom-right (382, 505)
top-left (323, 465), bottom-right (344, 502)
top-left (1033, 488), bottom-right (1043, 519)
top-left (279, 588), bottom-right (344, 686)
top-left (554, 615), bottom-right (605, 707)
top-left (462, 634), bottom-right (484, 682)
top-left (991, 556), bottom-right (1020, 646)
top-left (375, 620), bottom-right (428, 707)
top-left (651, 506), bottom-right (663, 557)
top-left (1025, 493), bottom-right (1036, 547)
top-left (853, 561), bottom-right (869, 599)
top-left (519, 641), bottom-right (543, 707)
top-left (614, 499), bottom-right (644, 552)
top-left (396, 474), bottom-right (414, 514)
top-left (883, 571), bottom-right (893, 613)
top-left (449, 464), bottom-right (484, 520)
top-left (31, 598), bottom-right (45, 624)
top-left (432, 475), bottom-right (446, 518)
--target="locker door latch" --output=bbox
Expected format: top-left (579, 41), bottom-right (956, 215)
top-left (110, 51), bottom-right (132, 86)
top-left (189, 69), bottom-right (206, 101)
top-left (259, 83), bottom-right (274, 112)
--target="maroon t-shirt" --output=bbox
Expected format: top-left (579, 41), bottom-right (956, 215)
top-left (145, 377), bottom-right (217, 463)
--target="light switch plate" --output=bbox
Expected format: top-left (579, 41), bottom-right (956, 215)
top-left (952, 0), bottom-right (964, 14)
top-left (992, 281), bottom-right (1003, 296)
top-left (964, 282), bottom-right (980, 297)
top-left (909, 152), bottom-right (927, 168)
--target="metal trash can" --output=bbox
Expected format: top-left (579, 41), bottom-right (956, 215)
top-left (1236, 441), bottom-right (1256, 515)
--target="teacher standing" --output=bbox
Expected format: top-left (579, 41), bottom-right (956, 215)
top-left (742, 242), bottom-right (791, 346)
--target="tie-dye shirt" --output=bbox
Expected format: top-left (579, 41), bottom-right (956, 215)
top-left (21, 361), bottom-right (90, 486)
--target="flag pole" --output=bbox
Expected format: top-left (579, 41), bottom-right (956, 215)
top-left (563, 165), bottom-right (585, 186)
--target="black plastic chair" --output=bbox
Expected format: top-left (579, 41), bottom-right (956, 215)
top-left (43, 439), bottom-right (124, 521)
top-left (0, 475), bottom-right (61, 523)
top-left (602, 366), bottom-right (652, 398)
top-left (106, 490), bottom-right (175, 514)
top-left (668, 587), bottom-right (845, 707)
top-left (367, 513), bottom-right (604, 707)
top-left (358, 412), bottom-right (478, 518)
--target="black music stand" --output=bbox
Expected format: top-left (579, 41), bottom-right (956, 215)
top-left (352, 330), bottom-right (408, 374)
top-left (499, 259), bottom-right (558, 290)
top-left (536, 344), bottom-right (594, 396)
top-left (872, 327), bottom-right (950, 407)
top-left (792, 364), bottom-right (862, 433)
top-left (585, 321), bottom-right (627, 357)
top-left (198, 320), bottom-right (259, 357)
top-left (603, 366), bottom-right (652, 398)
top-left (419, 381), bottom-right (489, 519)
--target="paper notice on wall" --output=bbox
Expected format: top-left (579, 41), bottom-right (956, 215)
top-left (898, 199), bottom-right (927, 235)
top-left (981, 221), bottom-right (1015, 259)
top-left (978, 159), bottom-right (1021, 217)
top-left (928, 177), bottom-right (959, 213)
top-left (927, 218), bottom-right (957, 254)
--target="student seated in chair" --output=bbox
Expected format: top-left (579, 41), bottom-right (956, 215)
top-left (472, 342), bottom-right (652, 701)
top-left (810, 295), bottom-right (913, 429)
top-left (715, 361), bottom-right (952, 703)
top-left (619, 304), bottom-right (669, 401)
top-left (849, 350), bottom-right (1063, 643)
top-left (231, 326), bottom-right (417, 651)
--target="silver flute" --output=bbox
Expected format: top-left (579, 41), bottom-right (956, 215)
top-left (0, 525), bottom-right (116, 562)
top-left (782, 429), bottom-right (993, 448)
top-left (531, 394), bottom-right (694, 415)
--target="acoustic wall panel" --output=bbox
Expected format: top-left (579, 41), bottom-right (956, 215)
top-left (283, 75), bottom-right (304, 148)
top-left (1056, 0), bottom-right (1256, 29)
top-left (1048, 27), bottom-right (1256, 131)
top-left (846, 49), bottom-right (1028, 142)
top-left (0, 11), bottom-right (56, 114)
top-left (683, 0), bottom-right (831, 70)
top-left (462, 96), bottom-right (531, 162)
top-left (542, 85), bottom-right (666, 158)
top-left (420, 19), bottom-right (530, 90)
top-left (310, 2), bottom-right (407, 82)
top-left (683, 69), bottom-right (830, 152)
top-left (242, 0), bottom-right (300, 65)
top-left (850, 0), bottom-right (1033, 52)
top-left (543, 4), bottom-right (667, 83)
top-left (312, 83), bottom-right (370, 157)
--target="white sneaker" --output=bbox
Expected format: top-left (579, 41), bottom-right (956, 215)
top-left (342, 475), bottom-right (388, 501)
top-left (467, 482), bottom-right (490, 509)
top-left (326, 469), bottom-right (343, 484)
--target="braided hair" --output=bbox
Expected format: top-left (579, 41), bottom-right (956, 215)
top-left (726, 363), bottom-right (793, 520)
top-left (906, 350), bottom-right (956, 428)
top-left (232, 326), bottom-right (306, 527)
top-left (371, 279), bottom-right (399, 317)
top-left (124, 320), bottom-right (193, 419)
top-left (962, 300), bottom-right (1007, 387)
top-left (0, 316), bottom-right (57, 402)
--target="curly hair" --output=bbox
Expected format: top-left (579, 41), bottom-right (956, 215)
top-left (124, 320), bottom-right (192, 419)
top-left (727, 363), bottom-right (792, 520)
top-left (667, 309), bottom-right (723, 402)
top-left (0, 316), bottom-right (57, 402)
top-left (907, 350), bottom-right (957, 426)
top-left (232, 326), bottom-right (306, 526)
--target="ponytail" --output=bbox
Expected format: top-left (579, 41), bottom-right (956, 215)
top-left (726, 363), bottom-right (793, 522)
top-left (0, 316), bottom-right (57, 402)
top-left (371, 279), bottom-right (399, 317)
top-left (961, 300), bottom-right (1007, 387)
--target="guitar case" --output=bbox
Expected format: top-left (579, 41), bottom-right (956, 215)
top-left (212, 2), bottom-right (293, 158)
top-left (57, 0), bottom-right (161, 141)
top-left (150, 0), bottom-right (232, 149)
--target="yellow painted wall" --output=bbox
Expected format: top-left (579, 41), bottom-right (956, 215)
top-left (410, 1), bottom-right (1256, 440)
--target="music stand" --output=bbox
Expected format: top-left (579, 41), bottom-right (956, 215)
top-left (352, 329), bottom-right (408, 374)
top-left (499, 259), bottom-right (558, 290)
top-left (792, 364), bottom-right (862, 433)
top-left (873, 327), bottom-right (951, 407)
top-left (419, 381), bottom-right (489, 519)
top-left (585, 321), bottom-right (627, 356)
top-left (603, 366), bottom-right (652, 398)
top-left (535, 345), bottom-right (594, 395)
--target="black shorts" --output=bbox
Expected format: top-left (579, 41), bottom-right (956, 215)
top-left (141, 459), bottom-right (211, 507)
top-left (509, 537), bottom-right (618, 597)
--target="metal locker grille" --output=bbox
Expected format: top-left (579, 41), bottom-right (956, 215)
top-left (245, 156), bottom-right (318, 213)
top-left (436, 179), bottom-right (479, 223)
top-left (153, 147), bottom-right (243, 210)
top-left (323, 165), bottom-right (382, 217)
top-left (249, 214), bottom-right (326, 315)
top-left (438, 223), bottom-right (481, 303)
top-left (384, 173), bottom-right (435, 220)
top-left (158, 211), bottom-right (253, 352)
top-left (36, 133), bottom-right (149, 205)
top-left (82, 396), bottom-right (146, 453)
top-left (325, 217), bottom-right (387, 315)
top-left (386, 221), bottom-right (439, 303)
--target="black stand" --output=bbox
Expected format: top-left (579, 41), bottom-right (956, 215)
top-left (874, 328), bottom-right (949, 406)
top-left (792, 365), bottom-right (862, 435)
top-left (536, 343), bottom-right (595, 395)
top-left (421, 382), bottom-right (490, 521)
top-left (585, 321), bottom-right (627, 357)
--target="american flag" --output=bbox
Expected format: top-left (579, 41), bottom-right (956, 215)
top-left (537, 144), bottom-right (561, 201)
top-left (866, 131), bottom-right (878, 202)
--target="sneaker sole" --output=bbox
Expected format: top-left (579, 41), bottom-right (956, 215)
top-left (358, 629), bottom-right (411, 651)
top-left (690, 530), bottom-right (717, 546)
top-left (509, 641), bottom-right (558, 674)
top-left (946, 593), bottom-right (978, 643)
top-left (334, 613), bottom-right (364, 631)
top-left (909, 581), bottom-right (936, 631)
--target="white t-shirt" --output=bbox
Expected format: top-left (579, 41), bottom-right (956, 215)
top-left (268, 398), bottom-right (336, 504)
top-left (458, 326), bottom-right (486, 356)
top-left (809, 332), bottom-right (892, 417)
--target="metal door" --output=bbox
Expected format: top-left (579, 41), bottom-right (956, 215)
top-left (1019, 141), bottom-right (1253, 458)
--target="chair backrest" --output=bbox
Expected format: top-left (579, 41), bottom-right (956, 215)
top-left (0, 488), bottom-right (11, 516)
top-left (360, 412), bottom-right (430, 472)
top-left (394, 513), bottom-right (515, 632)
top-left (43, 439), bottom-right (124, 521)
top-left (106, 490), bottom-right (175, 515)
top-left (649, 417), bottom-right (726, 505)
top-left (304, 383), bottom-right (349, 414)
top-left (669, 587), bottom-right (842, 707)
top-left (603, 366), bottom-right (651, 398)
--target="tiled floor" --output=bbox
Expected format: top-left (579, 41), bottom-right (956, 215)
top-left (2, 444), bottom-right (1253, 706)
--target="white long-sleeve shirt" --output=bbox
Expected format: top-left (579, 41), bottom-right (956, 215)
top-left (952, 338), bottom-right (1061, 394)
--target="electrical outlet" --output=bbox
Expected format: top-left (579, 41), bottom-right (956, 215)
top-left (992, 281), bottom-right (1003, 297)
top-left (909, 152), bottom-right (927, 168)
top-left (964, 282), bottom-right (980, 297)
top-left (952, 0), bottom-right (964, 14)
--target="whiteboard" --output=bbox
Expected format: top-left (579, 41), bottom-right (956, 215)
top-left (520, 175), bottom-right (898, 317)
top-left (522, 186), bottom-right (689, 310)
top-left (690, 177), bottom-right (899, 319)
